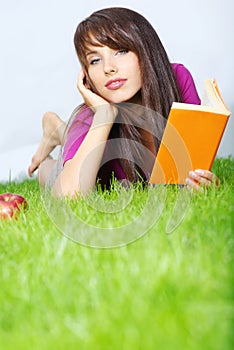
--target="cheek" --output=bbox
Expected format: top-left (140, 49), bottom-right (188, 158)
top-left (88, 70), bottom-right (104, 91)
top-left (88, 67), bottom-right (101, 82)
top-left (86, 71), bottom-right (99, 93)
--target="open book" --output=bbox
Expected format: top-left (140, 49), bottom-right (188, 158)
top-left (149, 79), bottom-right (231, 185)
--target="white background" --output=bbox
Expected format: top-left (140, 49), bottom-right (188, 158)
top-left (0, 0), bottom-right (233, 182)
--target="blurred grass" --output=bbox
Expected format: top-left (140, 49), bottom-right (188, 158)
top-left (0, 157), bottom-right (233, 350)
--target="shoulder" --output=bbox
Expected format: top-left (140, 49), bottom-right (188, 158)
top-left (63, 105), bottom-right (94, 164)
top-left (171, 63), bottom-right (201, 105)
top-left (172, 63), bottom-right (190, 75)
top-left (68, 104), bottom-right (94, 130)
top-left (65, 104), bottom-right (94, 145)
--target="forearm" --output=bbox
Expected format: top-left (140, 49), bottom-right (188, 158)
top-left (52, 108), bottom-right (115, 197)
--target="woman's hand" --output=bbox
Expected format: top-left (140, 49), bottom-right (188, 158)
top-left (77, 69), bottom-right (109, 111)
top-left (77, 69), bottom-right (118, 124)
top-left (186, 169), bottom-right (220, 191)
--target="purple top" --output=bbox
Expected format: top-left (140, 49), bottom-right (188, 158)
top-left (63, 63), bottom-right (201, 185)
top-left (171, 63), bottom-right (201, 104)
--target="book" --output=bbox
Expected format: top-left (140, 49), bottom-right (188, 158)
top-left (149, 79), bottom-right (231, 185)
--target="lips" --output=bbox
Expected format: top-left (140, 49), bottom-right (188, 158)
top-left (105, 78), bottom-right (127, 90)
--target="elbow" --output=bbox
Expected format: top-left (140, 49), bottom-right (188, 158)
top-left (51, 174), bottom-right (79, 199)
top-left (51, 175), bottom-right (93, 199)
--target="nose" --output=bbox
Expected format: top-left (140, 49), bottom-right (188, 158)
top-left (103, 57), bottom-right (118, 75)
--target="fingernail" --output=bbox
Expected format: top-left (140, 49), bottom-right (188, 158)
top-left (195, 169), bottom-right (204, 175)
top-left (186, 178), bottom-right (193, 185)
top-left (189, 170), bottom-right (196, 178)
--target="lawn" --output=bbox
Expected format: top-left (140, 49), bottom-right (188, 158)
top-left (0, 157), bottom-right (233, 350)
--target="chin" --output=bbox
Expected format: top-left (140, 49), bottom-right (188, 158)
top-left (108, 93), bottom-right (141, 105)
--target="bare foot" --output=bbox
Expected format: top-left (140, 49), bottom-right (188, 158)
top-left (28, 112), bottom-right (66, 177)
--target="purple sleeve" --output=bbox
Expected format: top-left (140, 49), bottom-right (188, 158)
top-left (172, 63), bottom-right (201, 105)
top-left (62, 106), bottom-right (94, 165)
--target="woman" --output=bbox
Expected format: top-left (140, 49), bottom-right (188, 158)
top-left (28, 7), bottom-right (219, 197)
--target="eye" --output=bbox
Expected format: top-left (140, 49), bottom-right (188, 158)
top-left (89, 57), bottom-right (101, 65)
top-left (116, 49), bottom-right (129, 55)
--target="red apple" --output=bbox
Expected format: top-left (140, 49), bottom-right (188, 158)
top-left (0, 193), bottom-right (28, 219)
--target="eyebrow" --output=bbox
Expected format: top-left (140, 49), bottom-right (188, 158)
top-left (85, 51), bottom-right (98, 57)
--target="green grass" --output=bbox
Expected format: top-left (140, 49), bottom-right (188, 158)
top-left (0, 157), bottom-right (233, 350)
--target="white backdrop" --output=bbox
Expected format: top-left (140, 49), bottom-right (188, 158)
top-left (0, 0), bottom-right (233, 182)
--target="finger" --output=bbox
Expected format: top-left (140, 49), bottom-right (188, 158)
top-left (185, 177), bottom-right (201, 191)
top-left (194, 169), bottom-right (220, 186)
top-left (79, 69), bottom-right (85, 80)
top-left (77, 69), bottom-right (85, 90)
top-left (188, 170), bottom-right (220, 188)
top-left (188, 170), bottom-right (211, 187)
top-left (194, 169), bottom-right (213, 180)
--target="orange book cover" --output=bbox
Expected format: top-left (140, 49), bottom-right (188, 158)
top-left (149, 79), bottom-right (231, 185)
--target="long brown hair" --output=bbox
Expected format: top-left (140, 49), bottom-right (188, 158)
top-left (72, 7), bottom-right (182, 182)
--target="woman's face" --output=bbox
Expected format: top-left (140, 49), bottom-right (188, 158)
top-left (85, 44), bottom-right (142, 104)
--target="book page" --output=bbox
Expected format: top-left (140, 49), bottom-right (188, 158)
top-left (201, 79), bottom-right (229, 112)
